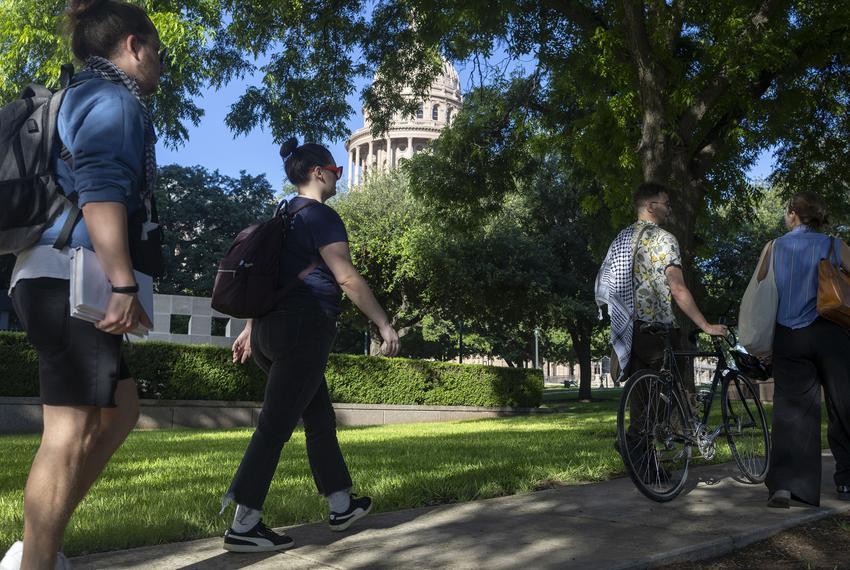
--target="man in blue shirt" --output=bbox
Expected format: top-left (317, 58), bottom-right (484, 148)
top-left (2, 2), bottom-right (164, 569)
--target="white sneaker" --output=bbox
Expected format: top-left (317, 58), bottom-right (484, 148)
top-left (0, 542), bottom-right (70, 570)
top-left (0, 541), bottom-right (22, 570)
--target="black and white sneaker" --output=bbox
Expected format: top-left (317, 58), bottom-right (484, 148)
top-left (329, 495), bottom-right (373, 532)
top-left (223, 521), bottom-right (295, 552)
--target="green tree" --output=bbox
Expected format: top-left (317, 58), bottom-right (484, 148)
top-left (8, 1), bottom-right (849, 220)
top-left (404, 82), bottom-right (616, 398)
top-left (0, 0), bottom-right (249, 145)
top-left (695, 184), bottom-right (785, 322)
top-left (331, 171), bottom-right (428, 354)
top-left (769, 65), bottom-right (850, 228)
top-left (156, 164), bottom-right (276, 296)
top-left (357, 1), bottom-right (850, 264)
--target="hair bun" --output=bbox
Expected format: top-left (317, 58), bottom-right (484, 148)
top-left (66, 0), bottom-right (107, 18)
top-left (280, 137), bottom-right (299, 160)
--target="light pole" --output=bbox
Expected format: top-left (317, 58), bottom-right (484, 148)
top-left (533, 327), bottom-right (540, 369)
top-left (458, 318), bottom-right (464, 364)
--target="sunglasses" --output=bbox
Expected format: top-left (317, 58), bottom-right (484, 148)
top-left (158, 47), bottom-right (169, 68)
top-left (317, 165), bottom-right (343, 180)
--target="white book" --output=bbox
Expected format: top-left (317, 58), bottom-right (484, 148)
top-left (69, 247), bottom-right (154, 338)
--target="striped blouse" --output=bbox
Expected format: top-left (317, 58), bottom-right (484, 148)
top-left (773, 225), bottom-right (837, 329)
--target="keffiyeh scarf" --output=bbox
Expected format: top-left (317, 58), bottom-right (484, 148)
top-left (595, 223), bottom-right (648, 380)
top-left (82, 56), bottom-right (158, 241)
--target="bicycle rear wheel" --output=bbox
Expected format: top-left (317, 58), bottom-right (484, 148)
top-left (617, 370), bottom-right (691, 502)
top-left (722, 373), bottom-right (771, 483)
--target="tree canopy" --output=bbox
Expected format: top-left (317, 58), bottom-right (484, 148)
top-left (155, 164), bottom-right (276, 296)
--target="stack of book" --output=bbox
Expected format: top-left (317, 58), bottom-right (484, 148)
top-left (69, 247), bottom-right (153, 337)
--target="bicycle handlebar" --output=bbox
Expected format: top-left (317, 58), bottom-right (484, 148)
top-left (688, 326), bottom-right (738, 349)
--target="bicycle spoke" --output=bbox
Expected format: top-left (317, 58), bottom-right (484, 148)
top-left (618, 371), bottom-right (690, 501)
top-left (723, 375), bottom-right (770, 483)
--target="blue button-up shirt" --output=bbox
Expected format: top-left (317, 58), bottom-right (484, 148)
top-left (774, 225), bottom-right (837, 329)
top-left (36, 72), bottom-right (146, 250)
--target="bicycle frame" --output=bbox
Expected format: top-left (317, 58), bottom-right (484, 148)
top-left (658, 334), bottom-right (731, 449)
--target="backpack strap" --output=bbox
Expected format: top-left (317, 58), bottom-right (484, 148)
top-left (828, 236), bottom-right (848, 272)
top-left (42, 87), bottom-right (70, 172)
top-left (49, 65), bottom-right (84, 250)
top-left (59, 64), bottom-right (75, 89)
top-left (52, 202), bottom-right (81, 251)
top-left (278, 197), bottom-right (319, 218)
top-left (756, 240), bottom-right (774, 282)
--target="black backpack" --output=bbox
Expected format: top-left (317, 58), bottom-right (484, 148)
top-left (211, 200), bottom-right (319, 318)
top-left (0, 65), bottom-right (80, 255)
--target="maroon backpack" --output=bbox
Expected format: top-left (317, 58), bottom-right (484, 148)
top-left (211, 200), bottom-right (318, 318)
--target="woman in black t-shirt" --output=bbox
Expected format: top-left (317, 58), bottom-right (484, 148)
top-left (221, 139), bottom-right (400, 552)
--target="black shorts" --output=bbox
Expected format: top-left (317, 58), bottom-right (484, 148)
top-left (11, 278), bottom-right (131, 407)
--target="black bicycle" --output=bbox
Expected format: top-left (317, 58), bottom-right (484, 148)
top-left (616, 323), bottom-right (772, 502)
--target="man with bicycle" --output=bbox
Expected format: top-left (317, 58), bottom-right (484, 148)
top-left (596, 182), bottom-right (727, 450)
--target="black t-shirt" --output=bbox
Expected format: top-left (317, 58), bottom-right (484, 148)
top-left (280, 196), bottom-right (349, 315)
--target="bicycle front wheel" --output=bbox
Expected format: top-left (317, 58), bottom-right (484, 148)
top-left (617, 370), bottom-right (691, 502)
top-left (722, 373), bottom-right (771, 483)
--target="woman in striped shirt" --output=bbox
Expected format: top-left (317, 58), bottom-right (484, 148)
top-left (765, 191), bottom-right (850, 508)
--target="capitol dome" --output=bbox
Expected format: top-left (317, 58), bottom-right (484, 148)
top-left (345, 60), bottom-right (463, 187)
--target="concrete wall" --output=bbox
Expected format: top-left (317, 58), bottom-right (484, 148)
top-left (0, 397), bottom-right (559, 434)
top-left (2, 292), bottom-right (246, 347)
top-left (146, 294), bottom-right (247, 347)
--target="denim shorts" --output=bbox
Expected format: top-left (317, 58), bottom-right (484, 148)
top-left (11, 278), bottom-right (130, 407)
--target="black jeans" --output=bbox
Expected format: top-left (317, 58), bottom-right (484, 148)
top-left (226, 302), bottom-right (352, 510)
top-left (624, 323), bottom-right (687, 440)
top-left (767, 318), bottom-right (850, 506)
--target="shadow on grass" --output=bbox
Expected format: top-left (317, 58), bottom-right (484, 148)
top-left (0, 401), bottom-right (797, 558)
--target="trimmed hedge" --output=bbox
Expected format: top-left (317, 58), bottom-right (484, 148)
top-left (0, 332), bottom-right (543, 407)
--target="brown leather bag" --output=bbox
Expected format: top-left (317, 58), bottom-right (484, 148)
top-left (817, 238), bottom-right (850, 328)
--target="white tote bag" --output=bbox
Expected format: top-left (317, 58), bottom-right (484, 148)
top-left (738, 241), bottom-right (778, 357)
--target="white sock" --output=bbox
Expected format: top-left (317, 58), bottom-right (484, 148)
top-left (328, 489), bottom-right (351, 513)
top-left (232, 504), bottom-right (262, 533)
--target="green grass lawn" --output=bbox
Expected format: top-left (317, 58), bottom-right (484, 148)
top-left (0, 396), bottom-right (824, 557)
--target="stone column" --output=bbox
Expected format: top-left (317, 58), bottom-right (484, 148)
top-left (367, 141), bottom-right (374, 179)
top-left (407, 137), bottom-right (414, 159)
top-left (354, 145), bottom-right (361, 185)
top-left (347, 149), bottom-right (353, 189)
top-left (386, 136), bottom-right (392, 170)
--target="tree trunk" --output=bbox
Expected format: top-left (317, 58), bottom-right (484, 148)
top-left (575, 339), bottom-right (593, 402)
top-left (665, 151), bottom-right (706, 394)
top-left (567, 323), bottom-right (593, 402)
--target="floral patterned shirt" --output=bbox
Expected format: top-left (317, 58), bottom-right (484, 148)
top-left (632, 221), bottom-right (682, 325)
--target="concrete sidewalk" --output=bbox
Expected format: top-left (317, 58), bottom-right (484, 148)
top-left (71, 454), bottom-right (849, 569)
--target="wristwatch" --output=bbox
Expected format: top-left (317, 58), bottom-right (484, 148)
top-left (111, 284), bottom-right (140, 294)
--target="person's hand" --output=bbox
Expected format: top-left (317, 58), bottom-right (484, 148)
top-left (96, 292), bottom-right (151, 335)
top-left (232, 325), bottom-right (253, 364)
top-left (378, 323), bottom-right (400, 357)
top-left (702, 323), bottom-right (728, 337)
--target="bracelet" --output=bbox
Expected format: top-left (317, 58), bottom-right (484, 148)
top-left (111, 284), bottom-right (139, 294)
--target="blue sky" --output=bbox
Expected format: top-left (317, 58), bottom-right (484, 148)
top-left (157, 65), bottom-right (776, 190)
